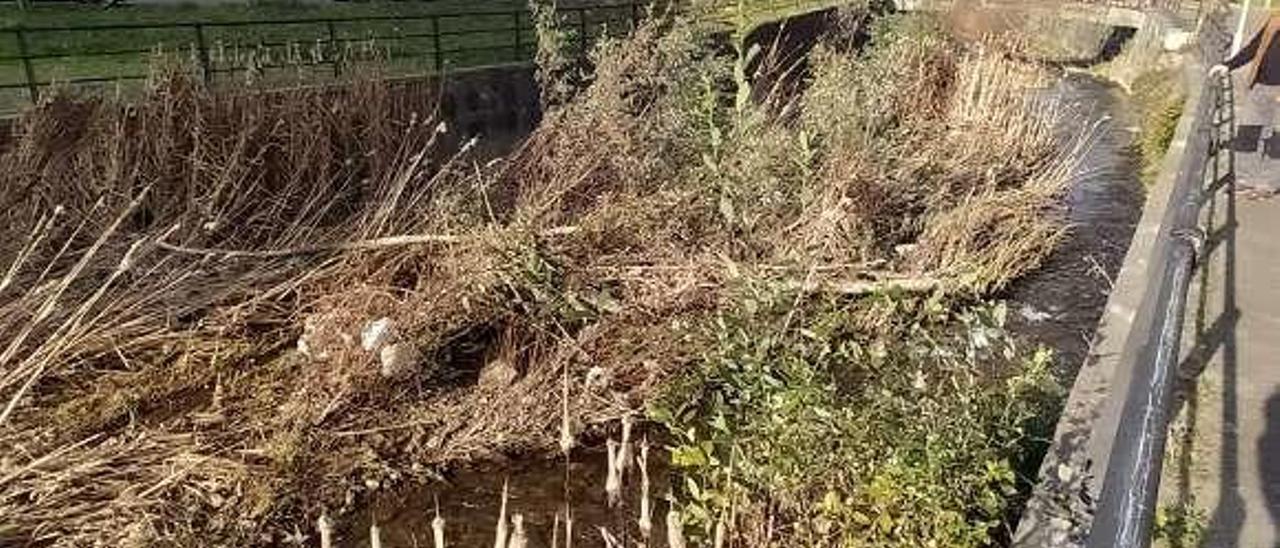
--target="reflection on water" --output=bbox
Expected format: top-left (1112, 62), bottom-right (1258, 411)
top-left (346, 446), bottom-right (671, 548)
top-left (1005, 71), bottom-right (1145, 378)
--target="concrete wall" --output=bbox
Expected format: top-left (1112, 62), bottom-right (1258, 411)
top-left (741, 6), bottom-right (863, 103)
top-left (1012, 10), bottom-right (1218, 546)
top-left (429, 63), bottom-right (542, 154)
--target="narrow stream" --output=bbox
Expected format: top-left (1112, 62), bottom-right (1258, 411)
top-left (347, 446), bottom-right (672, 547)
top-left (338, 71), bottom-right (1146, 548)
top-left (1005, 71), bottom-right (1146, 379)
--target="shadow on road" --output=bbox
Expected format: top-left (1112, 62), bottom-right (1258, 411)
top-left (1167, 76), bottom-right (1244, 547)
top-left (1234, 124), bottom-right (1280, 159)
top-left (1261, 394), bottom-right (1280, 538)
top-left (1200, 146), bottom-right (1244, 547)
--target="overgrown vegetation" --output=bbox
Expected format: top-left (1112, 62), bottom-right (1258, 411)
top-left (1132, 68), bottom-right (1186, 184)
top-left (654, 289), bottom-right (1061, 546)
top-left (647, 14), bottom-right (1077, 545)
top-left (0, 7), bottom-right (1086, 546)
top-left (1154, 500), bottom-right (1208, 547)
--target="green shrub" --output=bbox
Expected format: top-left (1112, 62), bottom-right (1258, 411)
top-left (1153, 501), bottom-right (1207, 547)
top-left (1132, 68), bottom-right (1185, 185)
top-left (651, 283), bottom-right (1064, 547)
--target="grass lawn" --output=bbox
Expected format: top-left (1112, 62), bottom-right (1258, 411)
top-left (0, 0), bottom-right (640, 113)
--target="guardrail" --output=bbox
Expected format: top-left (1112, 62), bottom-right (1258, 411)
top-left (1085, 23), bottom-right (1233, 548)
top-left (0, 1), bottom-right (646, 107)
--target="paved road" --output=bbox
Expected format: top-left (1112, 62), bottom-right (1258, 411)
top-left (1170, 71), bottom-right (1280, 548)
top-left (1233, 82), bottom-right (1280, 191)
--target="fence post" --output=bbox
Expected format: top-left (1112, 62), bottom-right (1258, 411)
top-left (194, 24), bottom-right (212, 86)
top-left (432, 15), bottom-right (443, 72)
top-left (513, 11), bottom-right (522, 62)
top-left (577, 8), bottom-right (587, 56)
top-left (14, 28), bottom-right (38, 104)
top-left (327, 20), bottom-right (340, 77)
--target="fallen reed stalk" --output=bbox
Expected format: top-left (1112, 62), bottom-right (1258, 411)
top-left (156, 226), bottom-right (580, 259)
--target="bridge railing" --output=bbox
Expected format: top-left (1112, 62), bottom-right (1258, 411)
top-left (1085, 17), bottom-right (1233, 548)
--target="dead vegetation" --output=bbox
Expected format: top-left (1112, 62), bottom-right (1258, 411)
top-left (0, 9), bottom-right (1090, 546)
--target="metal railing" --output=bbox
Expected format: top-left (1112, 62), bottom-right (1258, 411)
top-left (1076, 0), bottom-right (1188, 9)
top-left (0, 1), bottom-right (646, 106)
top-left (1085, 21), bottom-right (1234, 548)
top-left (0, 0), bottom-right (855, 110)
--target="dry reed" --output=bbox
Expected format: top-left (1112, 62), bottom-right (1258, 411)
top-left (0, 8), bottom-right (1089, 546)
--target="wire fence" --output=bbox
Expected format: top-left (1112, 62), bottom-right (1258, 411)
top-left (0, 0), bottom-right (1198, 112)
top-left (0, 1), bottom-right (650, 110)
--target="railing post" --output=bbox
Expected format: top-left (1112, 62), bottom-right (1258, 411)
top-left (432, 15), bottom-right (443, 72)
top-left (14, 28), bottom-right (38, 104)
top-left (513, 11), bottom-right (522, 62)
top-left (327, 20), bottom-right (340, 77)
top-left (194, 24), bottom-right (212, 86)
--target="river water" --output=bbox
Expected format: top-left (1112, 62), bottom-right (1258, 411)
top-left (1004, 71), bottom-right (1146, 379)
top-left (347, 446), bottom-right (672, 547)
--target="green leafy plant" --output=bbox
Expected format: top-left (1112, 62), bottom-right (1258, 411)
top-left (652, 284), bottom-right (1063, 546)
top-left (1132, 68), bottom-right (1185, 185)
top-left (529, 0), bottom-right (579, 108)
top-left (1153, 501), bottom-right (1207, 548)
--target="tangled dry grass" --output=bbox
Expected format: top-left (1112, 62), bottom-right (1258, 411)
top-left (0, 10), bottom-right (1091, 546)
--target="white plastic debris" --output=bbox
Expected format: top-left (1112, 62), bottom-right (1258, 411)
top-left (296, 336), bottom-right (312, 357)
top-left (296, 316), bottom-right (328, 360)
top-left (379, 342), bottom-right (421, 379)
top-left (480, 359), bottom-right (518, 387)
top-left (1019, 304), bottom-right (1053, 324)
top-left (585, 366), bottom-right (610, 392)
top-left (1163, 30), bottom-right (1192, 52)
top-left (362, 317), bottom-right (396, 352)
top-left (1057, 463), bottom-right (1075, 483)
